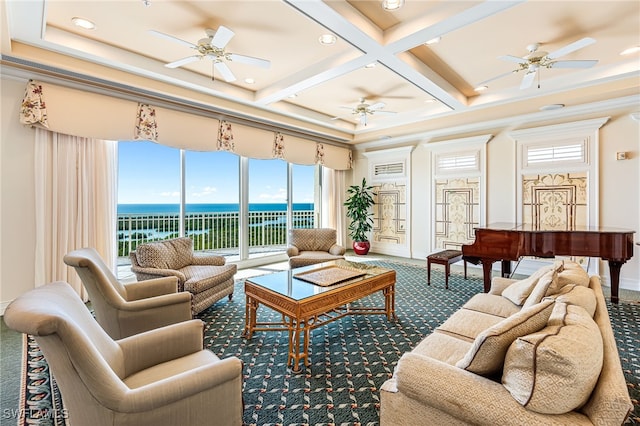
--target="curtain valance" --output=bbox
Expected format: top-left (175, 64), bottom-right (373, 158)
top-left (19, 80), bottom-right (352, 170)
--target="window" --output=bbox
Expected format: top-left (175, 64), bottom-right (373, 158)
top-left (117, 141), bottom-right (320, 270)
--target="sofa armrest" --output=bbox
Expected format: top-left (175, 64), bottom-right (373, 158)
top-left (394, 352), bottom-right (591, 425)
top-left (329, 244), bottom-right (346, 256)
top-left (286, 246), bottom-right (299, 257)
top-left (117, 356), bottom-right (242, 413)
top-left (124, 276), bottom-right (179, 300)
top-left (130, 265), bottom-right (186, 284)
top-left (489, 276), bottom-right (517, 295)
top-left (118, 319), bottom-right (205, 376)
top-left (191, 254), bottom-right (226, 266)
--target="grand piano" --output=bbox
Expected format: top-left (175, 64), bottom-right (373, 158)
top-left (462, 223), bottom-right (635, 303)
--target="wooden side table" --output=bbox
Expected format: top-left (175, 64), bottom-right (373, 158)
top-left (427, 250), bottom-right (467, 289)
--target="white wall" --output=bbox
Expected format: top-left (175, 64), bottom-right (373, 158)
top-left (1, 76), bottom-right (37, 312)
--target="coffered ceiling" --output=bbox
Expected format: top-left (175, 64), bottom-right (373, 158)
top-left (2, 0), bottom-right (639, 145)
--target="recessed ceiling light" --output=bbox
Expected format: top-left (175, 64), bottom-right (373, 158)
top-left (244, 78), bottom-right (255, 84)
top-left (365, 62), bottom-right (377, 68)
top-left (424, 98), bottom-right (436, 103)
top-left (318, 34), bottom-right (337, 45)
top-left (425, 37), bottom-right (441, 46)
top-left (288, 93), bottom-right (297, 99)
top-left (381, 0), bottom-right (404, 11)
top-left (474, 85), bottom-right (488, 92)
top-left (540, 104), bottom-right (565, 111)
top-left (71, 17), bottom-right (95, 30)
top-left (620, 46), bottom-right (640, 55)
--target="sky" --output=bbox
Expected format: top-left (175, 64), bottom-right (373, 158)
top-left (117, 141), bottom-right (315, 204)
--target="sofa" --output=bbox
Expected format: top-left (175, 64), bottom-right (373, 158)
top-left (380, 260), bottom-right (633, 425)
top-left (130, 237), bottom-right (237, 315)
top-left (286, 228), bottom-right (345, 268)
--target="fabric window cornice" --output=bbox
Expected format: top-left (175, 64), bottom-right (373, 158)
top-left (21, 81), bottom-right (353, 170)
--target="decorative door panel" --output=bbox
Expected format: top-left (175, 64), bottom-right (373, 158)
top-left (435, 177), bottom-right (480, 249)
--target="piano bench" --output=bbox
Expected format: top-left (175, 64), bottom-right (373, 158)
top-left (427, 250), bottom-right (467, 289)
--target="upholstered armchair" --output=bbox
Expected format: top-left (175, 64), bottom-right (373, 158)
top-left (64, 247), bottom-right (192, 340)
top-left (286, 228), bottom-right (346, 268)
top-left (129, 237), bottom-right (237, 315)
top-left (4, 281), bottom-right (244, 426)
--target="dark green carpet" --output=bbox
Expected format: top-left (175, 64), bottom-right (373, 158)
top-left (17, 261), bottom-right (640, 425)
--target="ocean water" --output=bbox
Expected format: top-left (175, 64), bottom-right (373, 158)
top-left (117, 203), bottom-right (313, 215)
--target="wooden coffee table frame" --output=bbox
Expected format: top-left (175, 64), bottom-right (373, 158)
top-left (242, 265), bottom-right (396, 373)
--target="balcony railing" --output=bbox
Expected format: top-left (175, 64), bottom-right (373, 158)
top-left (117, 210), bottom-right (315, 257)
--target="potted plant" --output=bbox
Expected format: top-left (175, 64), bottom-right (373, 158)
top-left (344, 177), bottom-right (376, 255)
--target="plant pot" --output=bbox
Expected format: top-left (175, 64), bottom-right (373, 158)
top-left (352, 241), bottom-right (370, 255)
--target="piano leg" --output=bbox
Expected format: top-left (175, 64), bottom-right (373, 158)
top-left (480, 260), bottom-right (495, 293)
top-left (501, 260), bottom-right (511, 278)
top-left (608, 260), bottom-right (624, 304)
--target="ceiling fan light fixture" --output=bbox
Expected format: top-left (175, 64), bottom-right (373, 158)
top-left (382, 0), bottom-right (404, 11)
top-left (71, 17), bottom-right (95, 30)
top-left (318, 34), bottom-right (337, 45)
top-left (620, 46), bottom-right (640, 55)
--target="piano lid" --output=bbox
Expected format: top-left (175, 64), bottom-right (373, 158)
top-left (474, 223), bottom-right (636, 234)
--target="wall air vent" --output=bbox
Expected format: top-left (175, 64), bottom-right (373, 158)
top-left (374, 162), bottom-right (404, 177)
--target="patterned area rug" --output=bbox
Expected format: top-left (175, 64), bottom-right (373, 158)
top-left (19, 260), bottom-right (640, 425)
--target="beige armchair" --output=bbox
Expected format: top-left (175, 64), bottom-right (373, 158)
top-left (64, 247), bottom-right (192, 340)
top-left (4, 281), bottom-right (244, 426)
top-left (129, 237), bottom-right (237, 315)
top-left (286, 228), bottom-right (346, 268)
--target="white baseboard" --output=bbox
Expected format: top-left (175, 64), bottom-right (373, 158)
top-left (370, 244), bottom-right (411, 258)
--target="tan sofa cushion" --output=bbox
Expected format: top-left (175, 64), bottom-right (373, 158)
top-left (436, 309), bottom-right (505, 342)
top-left (412, 332), bottom-right (472, 366)
top-left (463, 293), bottom-right (521, 318)
top-left (455, 299), bottom-right (554, 375)
top-left (135, 238), bottom-right (193, 270)
top-left (544, 284), bottom-right (597, 317)
top-left (502, 302), bottom-right (603, 414)
top-left (502, 261), bottom-right (563, 306)
top-left (547, 260), bottom-right (590, 295)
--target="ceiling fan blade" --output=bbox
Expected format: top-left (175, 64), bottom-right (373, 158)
top-left (520, 71), bottom-right (536, 89)
top-left (477, 70), bottom-right (517, 86)
top-left (149, 30), bottom-right (197, 49)
top-left (227, 53), bottom-right (271, 69)
top-left (373, 110), bottom-right (397, 115)
top-left (499, 55), bottom-right (528, 64)
top-left (368, 102), bottom-right (386, 110)
top-left (214, 61), bottom-right (236, 82)
top-left (546, 37), bottom-right (596, 60)
top-left (210, 25), bottom-right (235, 49)
top-left (549, 59), bottom-right (598, 69)
top-left (165, 55), bottom-right (200, 68)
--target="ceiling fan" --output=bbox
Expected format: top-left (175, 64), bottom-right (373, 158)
top-left (479, 37), bottom-right (598, 90)
top-left (332, 98), bottom-right (397, 126)
top-left (149, 26), bottom-right (270, 82)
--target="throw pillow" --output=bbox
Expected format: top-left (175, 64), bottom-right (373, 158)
top-left (546, 284), bottom-right (597, 317)
top-left (502, 302), bottom-right (603, 414)
top-left (501, 265), bottom-right (554, 306)
top-left (455, 299), bottom-right (554, 375)
top-left (546, 260), bottom-right (590, 295)
top-left (522, 269), bottom-right (557, 309)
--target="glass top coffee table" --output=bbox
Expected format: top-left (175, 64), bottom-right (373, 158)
top-left (242, 259), bottom-right (396, 372)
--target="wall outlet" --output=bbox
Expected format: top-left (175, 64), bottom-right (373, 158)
top-left (616, 152), bottom-right (627, 160)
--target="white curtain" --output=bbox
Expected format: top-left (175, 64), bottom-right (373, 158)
top-left (34, 128), bottom-right (117, 300)
top-left (321, 167), bottom-right (347, 247)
